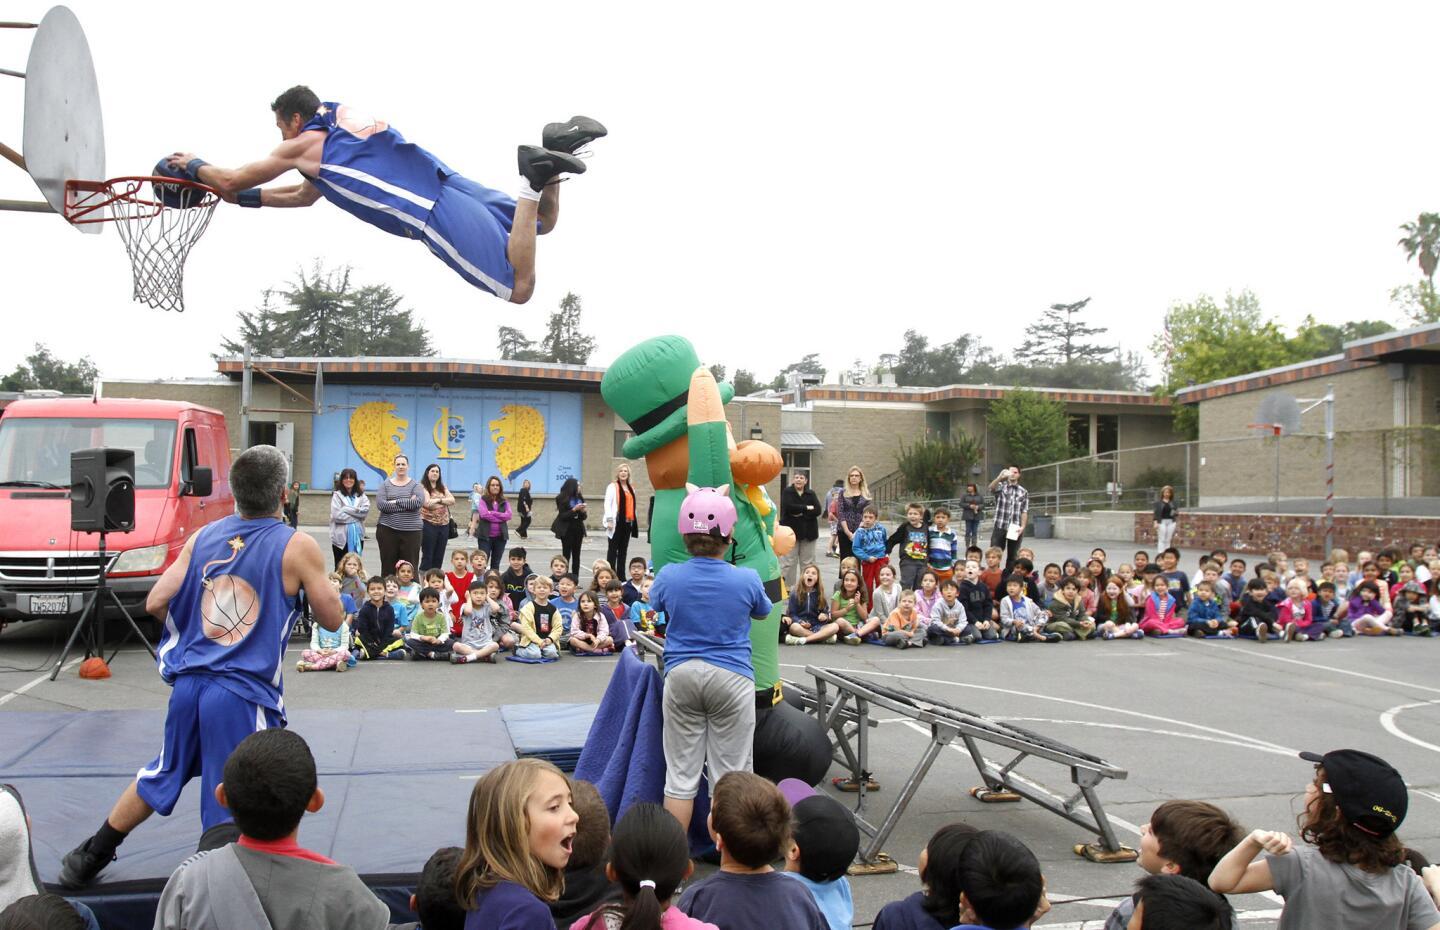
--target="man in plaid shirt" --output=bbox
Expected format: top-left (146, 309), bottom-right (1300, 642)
top-left (988, 465), bottom-right (1029, 576)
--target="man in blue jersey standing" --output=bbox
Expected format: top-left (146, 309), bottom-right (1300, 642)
top-left (161, 85), bottom-right (603, 304)
top-left (59, 445), bottom-right (343, 888)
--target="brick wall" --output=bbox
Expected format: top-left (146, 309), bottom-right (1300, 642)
top-left (1134, 511), bottom-right (1440, 559)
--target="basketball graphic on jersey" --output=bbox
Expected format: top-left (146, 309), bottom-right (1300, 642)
top-left (489, 404), bottom-right (546, 481)
top-left (349, 401), bottom-right (410, 478)
top-left (199, 536), bottom-right (261, 646)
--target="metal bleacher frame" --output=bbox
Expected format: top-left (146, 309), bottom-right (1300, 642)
top-left (794, 666), bottom-right (1137, 866)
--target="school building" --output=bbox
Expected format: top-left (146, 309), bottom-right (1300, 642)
top-left (99, 355), bottom-right (1181, 529)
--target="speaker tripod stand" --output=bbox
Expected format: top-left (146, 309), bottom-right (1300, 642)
top-left (50, 531), bottom-right (158, 681)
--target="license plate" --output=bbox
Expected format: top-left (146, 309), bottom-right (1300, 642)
top-left (28, 594), bottom-right (71, 615)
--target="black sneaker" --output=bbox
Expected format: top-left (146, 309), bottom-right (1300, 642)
top-left (59, 837), bottom-right (114, 888)
top-left (518, 145), bottom-right (587, 191)
top-left (542, 115), bottom-right (608, 154)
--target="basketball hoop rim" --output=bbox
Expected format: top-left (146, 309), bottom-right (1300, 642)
top-left (64, 176), bottom-right (220, 225)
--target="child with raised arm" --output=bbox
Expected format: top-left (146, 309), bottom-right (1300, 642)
top-left (1209, 749), bottom-right (1440, 930)
top-left (452, 580), bottom-right (502, 664)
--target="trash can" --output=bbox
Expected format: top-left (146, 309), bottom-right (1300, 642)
top-left (1031, 514), bottom-right (1054, 539)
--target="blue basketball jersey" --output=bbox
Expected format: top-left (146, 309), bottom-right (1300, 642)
top-left (299, 102), bottom-right (519, 299)
top-left (155, 514), bottom-right (299, 715)
top-left (300, 102), bottom-right (453, 241)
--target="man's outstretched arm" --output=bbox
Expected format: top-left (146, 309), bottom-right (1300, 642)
top-left (166, 135), bottom-right (312, 202)
top-left (259, 180), bottom-right (322, 208)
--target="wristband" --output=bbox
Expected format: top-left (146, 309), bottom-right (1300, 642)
top-left (237, 188), bottom-right (262, 208)
top-left (183, 158), bottom-right (210, 182)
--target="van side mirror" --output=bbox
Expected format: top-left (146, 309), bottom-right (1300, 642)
top-left (184, 467), bottom-right (213, 498)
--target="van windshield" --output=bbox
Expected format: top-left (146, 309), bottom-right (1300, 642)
top-left (0, 418), bottom-right (177, 490)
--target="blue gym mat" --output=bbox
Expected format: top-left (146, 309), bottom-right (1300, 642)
top-left (3, 708), bottom-right (517, 930)
top-left (500, 702), bottom-right (599, 773)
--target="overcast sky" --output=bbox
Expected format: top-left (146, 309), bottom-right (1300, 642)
top-left (2, 2), bottom-right (1436, 386)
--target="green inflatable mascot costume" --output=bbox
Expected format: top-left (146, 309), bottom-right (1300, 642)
top-left (602, 335), bottom-right (830, 785)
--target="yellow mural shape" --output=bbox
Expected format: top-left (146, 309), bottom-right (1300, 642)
top-left (490, 404), bottom-right (546, 481)
top-left (349, 401), bottom-right (409, 477)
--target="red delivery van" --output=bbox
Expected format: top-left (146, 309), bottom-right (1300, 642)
top-left (0, 397), bottom-right (233, 623)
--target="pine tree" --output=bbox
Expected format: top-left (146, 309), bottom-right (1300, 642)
top-left (539, 292), bottom-right (598, 365)
top-left (1017, 298), bottom-right (1113, 365)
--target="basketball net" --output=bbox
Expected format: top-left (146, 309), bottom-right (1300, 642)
top-left (64, 177), bottom-right (220, 313)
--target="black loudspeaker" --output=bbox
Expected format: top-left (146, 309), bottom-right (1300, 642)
top-left (71, 448), bottom-right (136, 533)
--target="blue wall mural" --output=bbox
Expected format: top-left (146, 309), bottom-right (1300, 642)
top-left (311, 384), bottom-right (583, 494)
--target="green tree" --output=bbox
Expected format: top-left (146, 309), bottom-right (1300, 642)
top-left (768, 353), bottom-right (826, 390)
top-left (731, 369), bottom-right (764, 396)
top-left (708, 364), bottom-right (727, 384)
top-left (497, 325), bottom-right (545, 361)
top-left (890, 330), bottom-right (980, 387)
top-left (539, 291), bottom-right (597, 364)
top-left (895, 431), bottom-right (984, 500)
top-left (220, 263), bottom-right (432, 357)
top-left (1391, 280), bottom-right (1440, 326)
top-left (1156, 290), bottom-right (1291, 438)
top-left (1398, 213), bottom-right (1440, 281)
top-left (2, 344), bottom-right (98, 394)
top-left (1016, 297), bottom-right (1114, 365)
top-left (986, 388), bottom-right (1069, 468)
top-left (1287, 315), bottom-right (1393, 358)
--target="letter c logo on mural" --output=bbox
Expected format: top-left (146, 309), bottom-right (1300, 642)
top-left (348, 401), bottom-right (410, 478)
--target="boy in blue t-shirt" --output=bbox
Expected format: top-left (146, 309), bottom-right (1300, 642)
top-left (649, 485), bottom-right (772, 832)
top-left (927, 508), bottom-right (960, 584)
top-left (778, 779), bottom-right (860, 930)
top-left (549, 573), bottom-right (580, 649)
top-left (1158, 547), bottom-right (1191, 612)
top-left (625, 576), bottom-right (667, 637)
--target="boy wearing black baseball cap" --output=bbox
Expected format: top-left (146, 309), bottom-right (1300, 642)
top-left (1209, 748), bottom-right (1440, 930)
top-left (778, 778), bottom-right (862, 930)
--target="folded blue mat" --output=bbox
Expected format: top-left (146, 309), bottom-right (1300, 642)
top-left (501, 703), bottom-right (599, 775)
top-left (506, 655), bottom-right (559, 664)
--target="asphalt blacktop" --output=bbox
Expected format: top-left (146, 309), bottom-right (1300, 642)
top-left (4, 530), bottom-right (1440, 929)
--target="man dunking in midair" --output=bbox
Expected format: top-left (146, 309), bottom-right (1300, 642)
top-left (163, 85), bottom-right (604, 304)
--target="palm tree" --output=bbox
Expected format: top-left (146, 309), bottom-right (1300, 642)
top-left (1398, 212), bottom-right (1440, 281)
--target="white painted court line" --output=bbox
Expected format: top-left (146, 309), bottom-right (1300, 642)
top-left (454, 708), bottom-right (491, 713)
top-left (779, 664), bottom-right (1297, 755)
top-left (1380, 698), bottom-right (1440, 754)
top-left (1194, 639), bottom-right (1440, 696)
top-left (0, 657), bottom-right (84, 707)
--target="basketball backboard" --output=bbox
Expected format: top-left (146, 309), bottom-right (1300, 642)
top-left (2, 6), bottom-right (104, 233)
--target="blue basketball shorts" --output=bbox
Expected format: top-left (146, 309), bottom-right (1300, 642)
top-left (134, 674), bottom-right (283, 830)
top-left (422, 174), bottom-right (522, 301)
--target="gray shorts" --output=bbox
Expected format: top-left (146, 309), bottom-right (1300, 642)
top-left (662, 661), bottom-right (755, 800)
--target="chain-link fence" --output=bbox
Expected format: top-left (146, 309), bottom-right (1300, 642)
top-left (874, 426), bottom-right (1440, 521)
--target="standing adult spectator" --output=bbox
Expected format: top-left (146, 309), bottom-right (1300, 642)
top-left (376, 455), bottom-right (424, 574)
top-left (284, 481), bottom-right (301, 528)
top-left (779, 472), bottom-right (821, 589)
top-left (552, 477), bottom-right (588, 577)
top-left (328, 467), bottom-right (370, 567)
top-left (988, 465), bottom-right (1029, 576)
top-left (1154, 485), bottom-right (1179, 552)
top-left (604, 463), bottom-right (640, 573)
top-left (470, 475), bottom-right (513, 568)
top-left (823, 479), bottom-right (843, 557)
top-left (960, 482), bottom-right (984, 550)
top-left (515, 478), bottom-right (533, 539)
top-left (835, 466), bottom-right (871, 569)
top-left (418, 464), bottom-right (455, 572)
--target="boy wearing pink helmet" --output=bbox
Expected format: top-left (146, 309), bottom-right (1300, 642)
top-left (650, 483), bottom-right (775, 832)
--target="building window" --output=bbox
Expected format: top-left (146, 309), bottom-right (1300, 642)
top-left (613, 429), bottom-right (634, 457)
top-left (783, 450), bottom-right (811, 485)
top-left (925, 411), bottom-right (951, 441)
top-left (1067, 414), bottom-right (1091, 454)
top-left (1096, 415), bottom-right (1118, 455)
